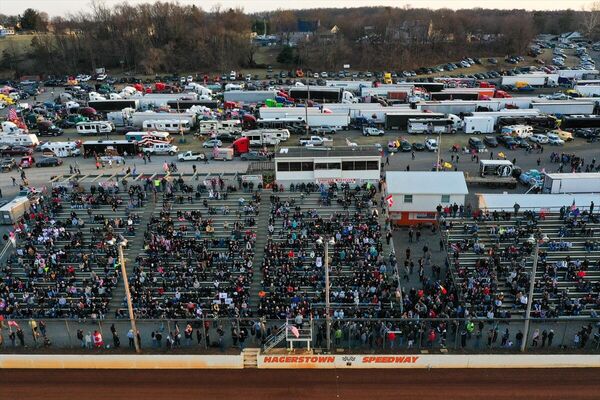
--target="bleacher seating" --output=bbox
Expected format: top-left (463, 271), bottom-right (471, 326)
top-left (258, 183), bottom-right (398, 319)
top-left (0, 185), bottom-right (141, 319)
top-left (443, 208), bottom-right (600, 318)
top-left (128, 177), bottom-right (260, 319)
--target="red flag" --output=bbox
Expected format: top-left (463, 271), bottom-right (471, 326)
top-left (385, 194), bottom-right (394, 207)
top-left (438, 283), bottom-right (448, 295)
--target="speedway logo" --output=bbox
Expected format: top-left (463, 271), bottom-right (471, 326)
top-left (361, 356), bottom-right (419, 364)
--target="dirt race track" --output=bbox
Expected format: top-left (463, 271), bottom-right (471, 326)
top-left (2, 369), bottom-right (599, 400)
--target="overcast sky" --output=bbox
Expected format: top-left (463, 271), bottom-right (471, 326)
top-left (0, 0), bottom-right (594, 17)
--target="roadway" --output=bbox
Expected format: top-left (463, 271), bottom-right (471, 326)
top-left (2, 368), bottom-right (599, 399)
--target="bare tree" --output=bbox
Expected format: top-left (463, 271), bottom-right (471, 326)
top-left (582, 1), bottom-right (600, 40)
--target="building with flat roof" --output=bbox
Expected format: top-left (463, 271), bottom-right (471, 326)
top-left (275, 146), bottom-right (381, 186)
top-left (386, 171), bottom-right (468, 225)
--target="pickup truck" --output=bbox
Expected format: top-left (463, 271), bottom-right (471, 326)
top-left (362, 127), bottom-right (385, 136)
top-left (299, 136), bottom-right (333, 147)
top-left (311, 126), bottom-right (337, 135)
top-left (177, 151), bottom-right (207, 162)
top-left (142, 143), bottom-right (179, 155)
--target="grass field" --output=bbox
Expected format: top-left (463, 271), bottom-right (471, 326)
top-left (0, 34), bottom-right (35, 54)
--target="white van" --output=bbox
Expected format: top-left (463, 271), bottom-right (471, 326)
top-left (39, 141), bottom-right (81, 157)
top-left (501, 124), bottom-right (533, 139)
top-left (76, 121), bottom-right (114, 135)
top-left (142, 119), bottom-right (191, 134)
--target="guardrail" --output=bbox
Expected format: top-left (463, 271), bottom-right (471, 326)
top-left (1, 317), bottom-right (598, 354)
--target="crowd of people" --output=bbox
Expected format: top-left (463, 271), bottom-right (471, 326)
top-left (129, 177), bottom-right (260, 319)
top-left (0, 184), bottom-right (139, 320)
top-left (257, 183), bottom-right (401, 321)
top-left (444, 204), bottom-right (600, 319)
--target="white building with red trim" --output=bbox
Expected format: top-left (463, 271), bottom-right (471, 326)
top-left (386, 171), bottom-right (468, 226)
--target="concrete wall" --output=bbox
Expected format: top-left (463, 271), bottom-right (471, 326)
top-left (0, 355), bottom-right (244, 369)
top-left (258, 354), bottom-right (600, 369)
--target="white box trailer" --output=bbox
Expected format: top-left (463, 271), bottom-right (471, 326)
top-left (418, 100), bottom-right (502, 115)
top-left (131, 93), bottom-right (199, 109)
top-left (501, 74), bottom-right (558, 86)
top-left (360, 86), bottom-right (413, 98)
top-left (574, 84), bottom-right (600, 97)
top-left (223, 90), bottom-right (278, 104)
top-left (529, 100), bottom-right (595, 115)
top-left (259, 107), bottom-right (315, 119)
top-left (131, 111), bottom-right (197, 128)
top-left (470, 109), bottom-right (541, 125)
top-left (543, 173), bottom-right (600, 194)
top-left (305, 114), bottom-right (350, 129)
top-left (463, 116), bottom-right (496, 134)
top-left (494, 97), bottom-right (537, 109)
top-left (558, 69), bottom-right (599, 79)
top-left (0, 196), bottom-right (30, 224)
top-left (325, 80), bottom-right (373, 92)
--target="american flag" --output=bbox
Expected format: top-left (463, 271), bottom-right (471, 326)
top-left (7, 107), bottom-right (17, 121)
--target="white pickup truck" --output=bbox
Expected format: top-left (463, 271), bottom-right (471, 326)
top-left (299, 136), bottom-right (333, 147)
top-left (362, 127), bottom-right (385, 136)
top-left (142, 142), bottom-right (178, 155)
top-left (177, 151), bottom-right (207, 162)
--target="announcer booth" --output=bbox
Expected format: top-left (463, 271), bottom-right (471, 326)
top-left (274, 146), bottom-right (381, 187)
top-left (386, 171), bottom-right (468, 226)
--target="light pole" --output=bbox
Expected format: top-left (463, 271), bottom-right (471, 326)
top-left (323, 236), bottom-right (334, 352)
top-left (521, 234), bottom-right (548, 352)
top-left (118, 240), bottom-right (141, 353)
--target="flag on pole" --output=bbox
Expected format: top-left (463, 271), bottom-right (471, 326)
top-left (7, 107), bottom-right (17, 121)
top-left (289, 325), bottom-right (300, 338)
top-left (385, 194), bottom-right (394, 207)
top-left (438, 283), bottom-right (448, 295)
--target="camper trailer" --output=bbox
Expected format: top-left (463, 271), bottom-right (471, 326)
top-left (142, 119), bottom-right (192, 133)
top-left (76, 121), bottom-right (115, 135)
top-left (242, 129), bottom-right (290, 146)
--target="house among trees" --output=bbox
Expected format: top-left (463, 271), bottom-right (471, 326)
top-left (0, 25), bottom-right (15, 37)
top-left (559, 31), bottom-right (584, 43)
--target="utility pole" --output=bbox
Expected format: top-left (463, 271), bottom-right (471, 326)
top-left (118, 242), bottom-right (141, 353)
top-left (436, 130), bottom-right (442, 171)
top-left (325, 238), bottom-right (331, 352)
top-left (521, 239), bottom-right (541, 352)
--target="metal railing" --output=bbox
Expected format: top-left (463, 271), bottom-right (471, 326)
top-left (1, 317), bottom-right (598, 354)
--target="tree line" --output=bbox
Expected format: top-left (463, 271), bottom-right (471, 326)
top-left (0, 3), bottom-right (596, 76)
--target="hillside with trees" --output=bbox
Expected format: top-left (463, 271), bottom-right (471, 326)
top-left (0, 3), bottom-right (596, 75)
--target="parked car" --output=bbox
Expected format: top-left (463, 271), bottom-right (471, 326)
top-left (412, 142), bottom-right (426, 151)
top-left (215, 133), bottom-right (238, 143)
top-left (398, 140), bottom-right (412, 152)
top-left (498, 135), bottom-right (518, 149)
top-left (425, 138), bottom-right (438, 151)
top-left (483, 136), bottom-right (498, 147)
top-left (311, 126), bottom-right (337, 135)
top-left (529, 134), bottom-right (549, 144)
top-left (36, 157), bottom-right (63, 167)
top-left (202, 139), bottom-right (223, 148)
top-left (548, 129), bottom-right (573, 141)
top-left (1, 158), bottom-right (16, 172)
top-left (546, 133), bottom-right (565, 145)
top-left (468, 137), bottom-right (486, 152)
